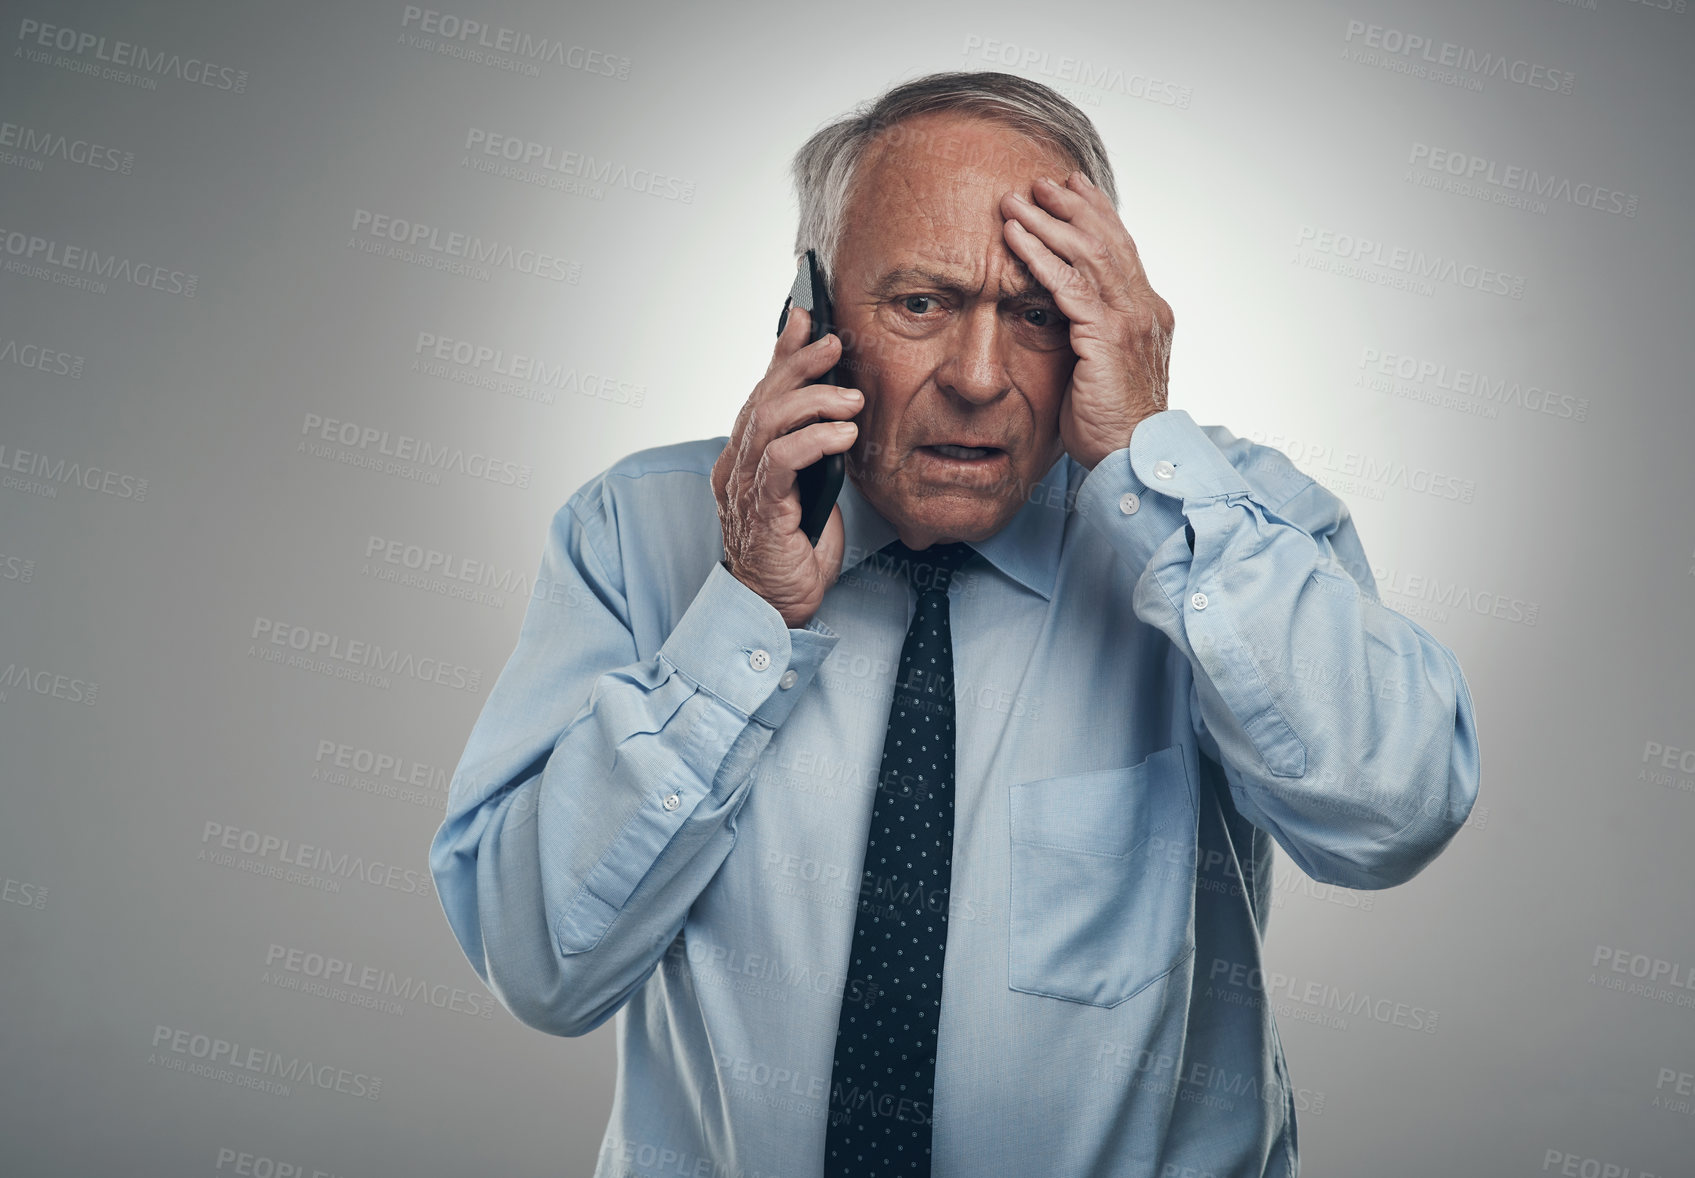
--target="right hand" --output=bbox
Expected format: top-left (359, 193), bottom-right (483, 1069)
top-left (711, 305), bottom-right (862, 628)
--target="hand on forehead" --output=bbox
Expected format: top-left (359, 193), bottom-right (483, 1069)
top-left (844, 114), bottom-right (1078, 295)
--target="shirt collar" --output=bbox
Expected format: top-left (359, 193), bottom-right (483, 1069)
top-left (835, 453), bottom-right (1069, 601)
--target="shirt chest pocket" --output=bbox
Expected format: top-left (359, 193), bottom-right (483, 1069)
top-left (1007, 744), bottom-right (1198, 1008)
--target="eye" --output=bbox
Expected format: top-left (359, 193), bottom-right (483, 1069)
top-left (1011, 302), bottom-right (1070, 351)
top-left (901, 295), bottom-right (939, 315)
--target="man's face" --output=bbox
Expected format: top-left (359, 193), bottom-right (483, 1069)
top-left (832, 113), bottom-right (1079, 550)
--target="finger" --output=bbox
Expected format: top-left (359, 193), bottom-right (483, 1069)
top-left (732, 308), bottom-right (840, 481)
top-left (1051, 170), bottom-right (1126, 239)
top-left (762, 382), bottom-right (865, 447)
top-left (1040, 173), bottom-right (1147, 282)
top-left (1003, 189), bottom-right (1139, 304)
top-left (1029, 173), bottom-right (1121, 247)
top-left (1011, 175), bottom-right (1149, 298)
top-left (1002, 216), bottom-right (1100, 324)
top-left (736, 381), bottom-right (862, 494)
top-left (731, 313), bottom-right (810, 467)
top-left (769, 305), bottom-right (846, 380)
top-left (756, 419), bottom-right (858, 511)
top-left (773, 302), bottom-right (812, 363)
top-left (1061, 173), bottom-right (1156, 298)
top-left (1063, 169), bottom-right (1114, 209)
top-left (774, 330), bottom-right (845, 394)
top-left (792, 380), bottom-right (865, 424)
top-left (1064, 172), bottom-right (1159, 293)
top-left (743, 327), bottom-right (846, 473)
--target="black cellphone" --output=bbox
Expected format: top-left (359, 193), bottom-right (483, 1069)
top-left (776, 249), bottom-right (848, 547)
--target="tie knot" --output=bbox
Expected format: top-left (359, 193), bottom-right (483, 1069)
top-left (878, 538), bottom-right (976, 595)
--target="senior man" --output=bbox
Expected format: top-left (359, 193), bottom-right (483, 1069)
top-left (430, 71), bottom-right (1480, 1177)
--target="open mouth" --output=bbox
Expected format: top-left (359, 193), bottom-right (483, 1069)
top-left (921, 443), bottom-right (1006, 462)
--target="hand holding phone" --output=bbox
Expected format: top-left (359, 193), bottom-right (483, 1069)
top-left (707, 251), bottom-right (858, 628)
top-left (777, 250), bottom-right (848, 547)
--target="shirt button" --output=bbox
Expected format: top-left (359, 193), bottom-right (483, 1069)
top-left (662, 792), bottom-right (681, 811)
top-left (1153, 459), bottom-right (1176, 480)
top-left (748, 648), bottom-right (771, 671)
top-left (1190, 591), bottom-right (1208, 610)
top-left (778, 668), bottom-right (799, 690)
top-left (1118, 491), bottom-right (1140, 515)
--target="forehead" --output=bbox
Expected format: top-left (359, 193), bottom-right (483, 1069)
top-left (843, 113), bottom-right (1075, 272)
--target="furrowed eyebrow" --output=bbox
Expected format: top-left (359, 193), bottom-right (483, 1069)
top-left (869, 266), bottom-right (1054, 304)
top-left (868, 267), bottom-right (969, 299)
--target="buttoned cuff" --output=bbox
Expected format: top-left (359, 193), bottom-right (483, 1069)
top-left (1075, 409), bottom-right (1257, 575)
top-left (751, 620), bottom-right (837, 729)
top-left (658, 561), bottom-right (839, 724)
top-left (1129, 408), bottom-right (1255, 501)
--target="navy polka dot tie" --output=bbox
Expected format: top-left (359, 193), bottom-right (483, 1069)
top-left (824, 538), bottom-right (977, 1176)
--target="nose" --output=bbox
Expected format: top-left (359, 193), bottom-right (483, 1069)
top-left (935, 303), bottom-right (1011, 406)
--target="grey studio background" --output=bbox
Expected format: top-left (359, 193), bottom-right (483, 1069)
top-left (2, 0), bottom-right (1692, 1174)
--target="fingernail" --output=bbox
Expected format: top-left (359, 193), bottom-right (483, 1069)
top-left (1074, 171), bottom-right (1093, 188)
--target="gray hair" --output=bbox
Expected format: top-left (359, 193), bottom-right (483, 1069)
top-left (790, 70), bottom-right (1119, 297)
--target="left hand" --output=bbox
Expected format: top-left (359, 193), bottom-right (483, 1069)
top-left (1000, 171), bottom-right (1174, 470)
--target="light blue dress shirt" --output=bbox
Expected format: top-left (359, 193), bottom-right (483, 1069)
top-left (429, 408), bottom-right (1480, 1178)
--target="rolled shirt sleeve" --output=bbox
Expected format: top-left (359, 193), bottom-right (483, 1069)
top-left (1075, 409), bottom-right (1481, 890)
top-left (429, 483), bottom-right (838, 1036)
